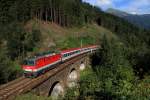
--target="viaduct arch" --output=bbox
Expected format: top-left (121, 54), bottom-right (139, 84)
top-left (31, 54), bottom-right (90, 98)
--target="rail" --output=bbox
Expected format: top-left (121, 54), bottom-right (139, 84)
top-left (0, 53), bottom-right (89, 100)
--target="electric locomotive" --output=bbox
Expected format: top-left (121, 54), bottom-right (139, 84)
top-left (22, 45), bottom-right (99, 78)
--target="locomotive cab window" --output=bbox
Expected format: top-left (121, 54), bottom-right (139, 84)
top-left (24, 59), bottom-right (35, 66)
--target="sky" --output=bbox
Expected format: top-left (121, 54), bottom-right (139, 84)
top-left (82, 0), bottom-right (150, 14)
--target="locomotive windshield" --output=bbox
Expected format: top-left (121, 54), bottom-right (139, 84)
top-left (24, 59), bottom-right (35, 66)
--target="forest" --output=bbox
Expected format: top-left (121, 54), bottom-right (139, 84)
top-left (0, 0), bottom-right (101, 84)
top-left (0, 0), bottom-right (150, 99)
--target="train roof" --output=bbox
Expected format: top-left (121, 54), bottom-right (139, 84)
top-left (25, 45), bottom-right (99, 61)
top-left (26, 51), bottom-right (57, 61)
top-left (61, 47), bottom-right (81, 54)
top-left (82, 45), bottom-right (98, 48)
top-left (61, 45), bottom-right (98, 54)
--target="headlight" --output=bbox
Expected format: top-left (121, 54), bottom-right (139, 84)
top-left (24, 69), bottom-right (32, 71)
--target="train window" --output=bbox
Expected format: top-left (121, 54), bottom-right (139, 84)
top-left (24, 60), bottom-right (35, 66)
top-left (23, 60), bottom-right (27, 65)
top-left (28, 60), bottom-right (35, 66)
top-left (66, 54), bottom-right (68, 57)
top-left (64, 54), bottom-right (67, 57)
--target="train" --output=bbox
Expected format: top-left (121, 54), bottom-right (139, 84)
top-left (22, 45), bottom-right (99, 78)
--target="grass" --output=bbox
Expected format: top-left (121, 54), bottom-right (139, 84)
top-left (25, 20), bottom-right (114, 51)
top-left (15, 93), bottom-right (52, 100)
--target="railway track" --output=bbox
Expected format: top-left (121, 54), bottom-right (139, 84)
top-left (0, 53), bottom-right (87, 100)
top-left (0, 77), bottom-right (31, 100)
top-left (0, 77), bottom-right (25, 91)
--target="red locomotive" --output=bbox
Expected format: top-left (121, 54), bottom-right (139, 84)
top-left (22, 45), bottom-right (98, 78)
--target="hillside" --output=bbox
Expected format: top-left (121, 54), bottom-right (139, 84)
top-left (25, 20), bottom-right (114, 52)
top-left (106, 8), bottom-right (150, 30)
top-left (106, 8), bottom-right (130, 17)
top-left (1, 0), bottom-right (150, 99)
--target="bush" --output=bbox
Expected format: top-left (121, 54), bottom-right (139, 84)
top-left (91, 35), bottom-right (135, 98)
top-left (0, 46), bottom-right (20, 84)
top-left (64, 68), bottom-right (100, 99)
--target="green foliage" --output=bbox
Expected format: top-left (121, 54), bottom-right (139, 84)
top-left (24, 29), bottom-right (41, 52)
top-left (0, 44), bottom-right (22, 84)
top-left (79, 68), bottom-right (100, 97)
top-left (56, 36), bottom-right (96, 49)
top-left (0, 0), bottom-right (101, 26)
top-left (3, 22), bottom-right (42, 60)
top-left (63, 21), bottom-right (150, 99)
top-left (0, 0), bottom-right (150, 99)
top-left (97, 11), bottom-right (150, 78)
top-left (93, 36), bottom-right (134, 97)
top-left (63, 87), bottom-right (79, 100)
top-left (0, 47), bottom-right (12, 84)
top-left (15, 93), bottom-right (52, 100)
top-left (0, 21), bottom-right (41, 84)
top-left (64, 68), bottom-right (101, 99)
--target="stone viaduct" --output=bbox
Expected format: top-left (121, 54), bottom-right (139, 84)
top-left (31, 53), bottom-right (92, 98)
